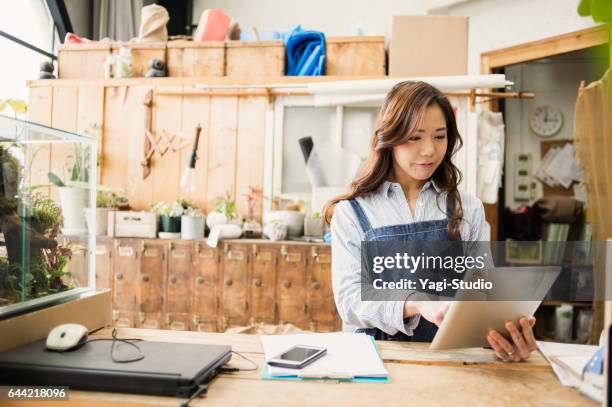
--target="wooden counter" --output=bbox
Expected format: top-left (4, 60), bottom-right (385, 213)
top-left (4, 328), bottom-right (595, 407)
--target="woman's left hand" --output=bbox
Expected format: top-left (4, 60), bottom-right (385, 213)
top-left (486, 317), bottom-right (537, 362)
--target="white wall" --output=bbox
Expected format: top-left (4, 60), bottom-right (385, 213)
top-left (193, 0), bottom-right (429, 37)
top-left (436, 0), bottom-right (600, 75)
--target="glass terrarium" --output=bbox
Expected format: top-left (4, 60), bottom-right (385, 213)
top-left (0, 115), bottom-right (97, 318)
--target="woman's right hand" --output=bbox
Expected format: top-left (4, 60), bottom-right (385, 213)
top-left (414, 301), bottom-right (451, 326)
top-left (403, 293), bottom-right (451, 326)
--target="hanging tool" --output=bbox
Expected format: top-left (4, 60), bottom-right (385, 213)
top-left (180, 124), bottom-right (202, 194)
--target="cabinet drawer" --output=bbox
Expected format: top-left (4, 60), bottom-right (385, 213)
top-left (276, 246), bottom-right (308, 328)
top-left (112, 239), bottom-right (139, 311)
top-left (250, 245), bottom-right (277, 324)
top-left (192, 243), bottom-right (219, 328)
top-left (307, 246), bottom-right (338, 327)
top-left (137, 241), bottom-right (166, 314)
top-left (220, 243), bottom-right (250, 329)
top-left (166, 242), bottom-right (192, 314)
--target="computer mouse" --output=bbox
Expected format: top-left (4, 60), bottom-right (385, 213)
top-left (46, 323), bottom-right (88, 351)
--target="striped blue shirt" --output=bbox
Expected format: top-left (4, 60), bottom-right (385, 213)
top-left (330, 180), bottom-right (489, 336)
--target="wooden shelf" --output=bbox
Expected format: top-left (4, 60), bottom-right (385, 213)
top-left (27, 75), bottom-right (388, 88)
top-left (541, 301), bottom-right (592, 308)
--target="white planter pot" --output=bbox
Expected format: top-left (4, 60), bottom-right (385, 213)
top-left (181, 215), bottom-right (205, 240)
top-left (84, 207), bottom-right (110, 236)
top-left (304, 217), bottom-right (324, 237)
top-left (263, 210), bottom-right (305, 237)
top-left (58, 187), bottom-right (87, 235)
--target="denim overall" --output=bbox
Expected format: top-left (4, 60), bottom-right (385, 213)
top-left (349, 197), bottom-right (456, 342)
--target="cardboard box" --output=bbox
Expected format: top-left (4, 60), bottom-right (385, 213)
top-left (326, 36), bottom-right (386, 76)
top-left (389, 15), bottom-right (468, 77)
top-left (108, 211), bottom-right (157, 238)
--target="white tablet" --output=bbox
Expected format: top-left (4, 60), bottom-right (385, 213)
top-left (429, 266), bottom-right (561, 350)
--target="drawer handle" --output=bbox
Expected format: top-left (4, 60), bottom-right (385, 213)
top-left (312, 281), bottom-right (320, 290)
top-left (225, 277), bottom-right (233, 286)
top-left (116, 273), bottom-right (123, 280)
top-left (283, 280), bottom-right (291, 289)
top-left (196, 276), bottom-right (204, 285)
top-left (170, 276), bottom-right (177, 284)
top-left (253, 277), bottom-right (262, 287)
top-left (142, 274), bottom-right (149, 283)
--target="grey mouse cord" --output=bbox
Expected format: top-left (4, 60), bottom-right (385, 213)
top-left (79, 328), bottom-right (145, 363)
top-left (219, 350), bottom-right (258, 372)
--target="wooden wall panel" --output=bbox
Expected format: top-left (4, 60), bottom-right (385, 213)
top-left (77, 86), bottom-right (105, 184)
top-left (50, 86), bottom-right (78, 200)
top-left (235, 97), bottom-right (266, 220)
top-left (102, 87), bottom-right (130, 193)
top-left (206, 97), bottom-right (238, 212)
top-left (151, 86), bottom-right (183, 205)
top-left (124, 86), bottom-right (152, 210)
top-left (180, 86), bottom-right (211, 208)
top-left (28, 83), bottom-right (268, 216)
top-left (27, 86), bottom-right (53, 196)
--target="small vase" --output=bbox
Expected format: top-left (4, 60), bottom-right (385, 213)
top-left (58, 186), bottom-right (87, 235)
top-left (243, 219), bottom-right (262, 238)
top-left (304, 217), bottom-right (324, 237)
top-left (160, 215), bottom-right (181, 233)
top-left (181, 215), bottom-right (205, 240)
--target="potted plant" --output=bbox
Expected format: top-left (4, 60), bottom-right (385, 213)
top-left (181, 205), bottom-right (205, 240)
top-left (84, 190), bottom-right (125, 236)
top-left (304, 211), bottom-right (324, 237)
top-left (151, 200), bottom-right (186, 235)
top-left (242, 186), bottom-right (262, 238)
top-left (206, 191), bottom-right (239, 229)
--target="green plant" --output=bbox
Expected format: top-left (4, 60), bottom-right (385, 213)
top-left (311, 211), bottom-right (322, 220)
top-left (0, 99), bottom-right (27, 116)
top-left (30, 193), bottom-right (62, 235)
top-left (215, 191), bottom-right (237, 219)
top-left (47, 144), bottom-right (91, 187)
top-left (96, 190), bottom-right (127, 208)
top-left (150, 200), bottom-right (189, 217)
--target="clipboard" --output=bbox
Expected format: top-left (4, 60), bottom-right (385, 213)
top-left (261, 335), bottom-right (390, 383)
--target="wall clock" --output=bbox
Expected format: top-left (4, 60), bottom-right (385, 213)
top-left (529, 105), bottom-right (563, 138)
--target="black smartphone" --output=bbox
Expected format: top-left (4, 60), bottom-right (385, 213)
top-left (267, 345), bottom-right (327, 369)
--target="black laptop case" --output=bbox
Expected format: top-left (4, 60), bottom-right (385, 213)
top-left (0, 339), bottom-right (231, 397)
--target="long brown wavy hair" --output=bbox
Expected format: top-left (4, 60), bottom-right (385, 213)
top-left (324, 81), bottom-right (464, 240)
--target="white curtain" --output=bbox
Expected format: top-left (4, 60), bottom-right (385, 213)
top-left (92, 0), bottom-right (148, 41)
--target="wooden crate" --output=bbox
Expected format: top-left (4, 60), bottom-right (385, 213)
top-left (325, 36), bottom-right (385, 76)
top-left (111, 42), bottom-right (166, 77)
top-left (225, 41), bottom-right (285, 77)
top-left (58, 43), bottom-right (111, 79)
top-left (166, 40), bottom-right (225, 77)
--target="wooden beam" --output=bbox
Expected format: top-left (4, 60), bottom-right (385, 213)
top-left (482, 25), bottom-right (610, 69)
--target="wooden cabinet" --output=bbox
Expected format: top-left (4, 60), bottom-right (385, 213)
top-left (112, 239), bottom-right (140, 327)
top-left (249, 244), bottom-right (277, 324)
top-left (276, 245), bottom-right (308, 329)
top-left (95, 237), bottom-right (113, 290)
top-left (137, 240), bottom-right (166, 329)
top-left (307, 246), bottom-right (340, 332)
top-left (191, 243), bottom-right (220, 332)
top-left (219, 243), bottom-right (250, 330)
top-left (106, 238), bottom-right (339, 332)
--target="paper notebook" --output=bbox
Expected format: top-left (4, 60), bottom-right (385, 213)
top-left (261, 332), bottom-right (389, 382)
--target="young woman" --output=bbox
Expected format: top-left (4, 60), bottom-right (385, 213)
top-left (325, 81), bottom-right (537, 362)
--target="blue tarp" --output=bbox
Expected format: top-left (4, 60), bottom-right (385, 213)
top-left (283, 26), bottom-right (325, 76)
